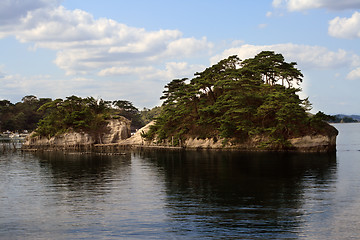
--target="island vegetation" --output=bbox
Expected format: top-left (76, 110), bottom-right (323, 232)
top-left (0, 95), bottom-right (159, 136)
top-left (33, 97), bottom-right (162, 139)
top-left (142, 51), bottom-right (336, 150)
top-left (1, 51), bottom-right (341, 151)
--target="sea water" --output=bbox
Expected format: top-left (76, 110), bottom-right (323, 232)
top-left (0, 123), bottom-right (359, 239)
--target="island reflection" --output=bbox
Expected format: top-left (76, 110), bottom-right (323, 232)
top-left (138, 150), bottom-right (337, 238)
top-left (31, 150), bottom-right (337, 238)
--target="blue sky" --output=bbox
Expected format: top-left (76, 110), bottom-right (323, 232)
top-left (1, 0), bottom-right (360, 114)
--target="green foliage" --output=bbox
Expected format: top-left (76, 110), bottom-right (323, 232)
top-left (145, 51), bottom-right (323, 149)
top-left (35, 96), bottom-right (111, 139)
top-left (0, 96), bottom-right (52, 132)
top-left (0, 95), bottom-right (148, 140)
top-left (140, 106), bottom-right (162, 125)
top-left (311, 111), bottom-right (335, 122)
top-left (113, 100), bottom-right (144, 131)
top-left (309, 111), bottom-right (336, 131)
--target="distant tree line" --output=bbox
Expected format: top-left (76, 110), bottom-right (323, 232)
top-left (329, 115), bottom-right (359, 123)
top-left (0, 95), bottom-right (52, 132)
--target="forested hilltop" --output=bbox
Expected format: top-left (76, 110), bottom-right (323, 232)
top-left (143, 51), bottom-right (337, 150)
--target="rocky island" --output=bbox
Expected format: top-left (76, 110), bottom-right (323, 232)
top-left (23, 51), bottom-right (338, 153)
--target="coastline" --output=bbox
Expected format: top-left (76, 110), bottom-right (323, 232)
top-left (21, 120), bottom-right (338, 153)
top-left (21, 136), bottom-right (337, 153)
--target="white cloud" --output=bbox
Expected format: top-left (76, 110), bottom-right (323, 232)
top-left (98, 66), bottom-right (155, 77)
top-left (161, 37), bottom-right (213, 59)
top-left (0, 2), bottom-right (213, 76)
top-left (272, 1), bottom-right (360, 39)
top-left (329, 11), bottom-right (360, 39)
top-left (161, 62), bottom-right (206, 80)
top-left (210, 43), bottom-right (359, 70)
top-left (98, 62), bottom-right (206, 81)
top-left (347, 67), bottom-right (360, 80)
top-left (272, 0), bottom-right (360, 11)
top-left (0, 0), bottom-right (59, 25)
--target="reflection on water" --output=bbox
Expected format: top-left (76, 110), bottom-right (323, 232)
top-left (140, 150), bottom-right (337, 238)
top-left (0, 151), bottom-right (337, 239)
top-left (0, 149), bottom-right (338, 239)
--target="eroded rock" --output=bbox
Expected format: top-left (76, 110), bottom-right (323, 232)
top-left (23, 118), bottom-right (131, 149)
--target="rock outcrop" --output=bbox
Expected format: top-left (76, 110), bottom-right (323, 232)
top-left (25, 131), bottom-right (95, 147)
top-left (23, 118), bottom-right (338, 153)
top-left (101, 118), bottom-right (131, 144)
top-left (289, 134), bottom-right (337, 152)
top-left (123, 122), bottom-right (338, 152)
top-left (23, 118), bottom-right (131, 150)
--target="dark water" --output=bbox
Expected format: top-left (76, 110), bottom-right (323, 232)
top-left (0, 123), bottom-right (359, 239)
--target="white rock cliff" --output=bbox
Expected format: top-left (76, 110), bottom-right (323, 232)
top-left (23, 119), bottom-right (338, 152)
top-left (23, 118), bottom-right (131, 148)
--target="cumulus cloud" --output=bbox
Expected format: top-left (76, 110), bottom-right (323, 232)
top-left (0, 2), bottom-right (213, 76)
top-left (347, 67), bottom-right (360, 80)
top-left (161, 37), bottom-right (213, 59)
top-left (272, 0), bottom-right (360, 11)
top-left (160, 62), bottom-right (206, 80)
top-left (98, 62), bottom-right (206, 82)
top-left (98, 66), bottom-right (155, 77)
top-left (329, 11), bottom-right (360, 39)
top-left (0, 0), bottom-right (59, 25)
top-left (272, 1), bottom-right (360, 39)
top-left (210, 43), bottom-right (359, 69)
top-left (0, 0), bottom-right (58, 38)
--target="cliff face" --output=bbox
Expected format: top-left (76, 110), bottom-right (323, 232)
top-left (25, 131), bottom-right (95, 147)
top-left (289, 134), bottom-right (337, 152)
top-left (101, 118), bottom-right (131, 144)
top-left (127, 122), bottom-right (338, 152)
top-left (23, 119), bottom-right (338, 153)
top-left (23, 118), bottom-right (131, 148)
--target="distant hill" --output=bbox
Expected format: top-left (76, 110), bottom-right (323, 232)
top-left (341, 115), bottom-right (360, 121)
top-left (331, 114), bottom-right (360, 123)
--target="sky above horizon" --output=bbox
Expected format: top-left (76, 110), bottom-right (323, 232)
top-left (1, 0), bottom-right (360, 114)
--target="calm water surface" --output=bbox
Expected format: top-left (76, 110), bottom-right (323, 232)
top-left (0, 123), bottom-right (359, 239)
